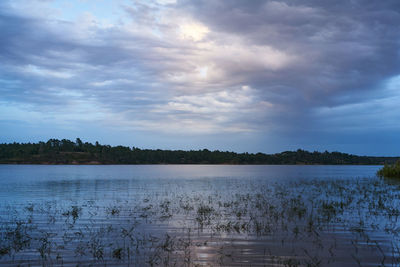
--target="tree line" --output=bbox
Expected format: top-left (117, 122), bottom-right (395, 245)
top-left (0, 138), bottom-right (397, 165)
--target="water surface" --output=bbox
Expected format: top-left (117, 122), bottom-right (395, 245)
top-left (0, 165), bottom-right (399, 266)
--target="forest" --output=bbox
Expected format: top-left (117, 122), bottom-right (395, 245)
top-left (0, 138), bottom-right (397, 165)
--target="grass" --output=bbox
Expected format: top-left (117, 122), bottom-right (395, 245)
top-left (377, 161), bottom-right (400, 178)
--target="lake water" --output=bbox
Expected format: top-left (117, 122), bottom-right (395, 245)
top-left (0, 165), bottom-right (399, 266)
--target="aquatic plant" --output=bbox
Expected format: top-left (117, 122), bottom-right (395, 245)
top-left (1, 176), bottom-right (400, 265)
top-left (62, 205), bottom-right (81, 223)
top-left (195, 204), bottom-right (214, 229)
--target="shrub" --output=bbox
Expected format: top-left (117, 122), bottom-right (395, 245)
top-left (377, 161), bottom-right (400, 178)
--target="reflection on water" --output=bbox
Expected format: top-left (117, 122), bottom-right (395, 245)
top-left (0, 165), bottom-right (399, 266)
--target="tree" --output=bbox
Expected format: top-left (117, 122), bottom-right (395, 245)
top-left (75, 138), bottom-right (83, 151)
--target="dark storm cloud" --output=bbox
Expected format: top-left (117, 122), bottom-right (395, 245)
top-left (178, 0), bottom-right (400, 108)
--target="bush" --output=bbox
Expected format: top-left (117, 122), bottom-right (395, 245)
top-left (377, 161), bottom-right (400, 178)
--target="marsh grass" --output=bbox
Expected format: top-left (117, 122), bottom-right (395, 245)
top-left (0, 177), bottom-right (399, 266)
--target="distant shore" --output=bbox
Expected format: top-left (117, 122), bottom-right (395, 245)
top-left (0, 162), bottom-right (388, 165)
top-left (1, 138), bottom-right (398, 166)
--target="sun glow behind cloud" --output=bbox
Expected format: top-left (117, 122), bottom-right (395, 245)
top-left (179, 22), bottom-right (209, 41)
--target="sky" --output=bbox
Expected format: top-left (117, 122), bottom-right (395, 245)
top-left (0, 0), bottom-right (399, 156)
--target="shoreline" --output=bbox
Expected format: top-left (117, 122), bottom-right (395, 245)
top-left (0, 163), bottom-right (385, 166)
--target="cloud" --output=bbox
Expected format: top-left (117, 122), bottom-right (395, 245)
top-left (0, 0), bottom-right (399, 154)
top-left (148, 85), bottom-right (275, 133)
top-left (179, 22), bottom-right (209, 41)
top-left (179, 0), bottom-right (400, 103)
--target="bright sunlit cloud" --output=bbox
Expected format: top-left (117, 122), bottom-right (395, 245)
top-left (179, 22), bottom-right (209, 41)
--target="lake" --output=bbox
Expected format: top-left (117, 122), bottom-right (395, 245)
top-left (0, 165), bottom-right (399, 266)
